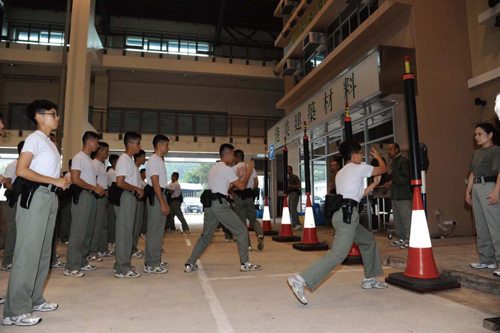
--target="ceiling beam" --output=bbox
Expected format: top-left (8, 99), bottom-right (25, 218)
top-left (214, 0), bottom-right (226, 47)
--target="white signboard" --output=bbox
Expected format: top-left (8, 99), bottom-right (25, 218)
top-left (268, 50), bottom-right (382, 148)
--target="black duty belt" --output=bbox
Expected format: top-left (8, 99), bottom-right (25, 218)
top-left (39, 183), bottom-right (63, 195)
top-left (472, 176), bottom-right (497, 184)
top-left (212, 193), bottom-right (228, 204)
top-left (340, 199), bottom-right (360, 225)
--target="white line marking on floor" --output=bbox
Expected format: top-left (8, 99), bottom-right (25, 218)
top-left (183, 234), bottom-right (192, 247)
top-left (197, 262), bottom-right (235, 333)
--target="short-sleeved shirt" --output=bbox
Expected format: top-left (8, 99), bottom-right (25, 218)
top-left (93, 159), bottom-right (108, 189)
top-left (115, 153), bottom-right (141, 188)
top-left (469, 145), bottom-right (500, 177)
top-left (288, 173), bottom-right (300, 193)
top-left (71, 151), bottom-right (97, 187)
top-left (335, 163), bottom-right (374, 202)
top-left (22, 130), bottom-right (61, 179)
top-left (208, 162), bottom-right (238, 196)
top-left (232, 162), bottom-right (257, 189)
top-left (168, 181), bottom-right (182, 198)
top-left (107, 168), bottom-right (116, 186)
top-left (5, 160), bottom-right (18, 183)
top-left (330, 171), bottom-right (338, 190)
top-left (146, 154), bottom-right (168, 188)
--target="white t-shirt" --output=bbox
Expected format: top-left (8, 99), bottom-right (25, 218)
top-left (107, 168), bottom-right (116, 186)
top-left (208, 162), bottom-right (238, 196)
top-left (22, 130), bottom-right (61, 179)
top-left (115, 153), bottom-right (141, 188)
top-left (4, 160), bottom-right (18, 183)
top-left (93, 159), bottom-right (108, 189)
top-left (167, 181), bottom-right (182, 198)
top-left (71, 151), bottom-right (97, 187)
top-left (232, 161), bottom-right (257, 189)
top-left (335, 163), bottom-right (374, 202)
top-left (146, 154), bottom-right (168, 188)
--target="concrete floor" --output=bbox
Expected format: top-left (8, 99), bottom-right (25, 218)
top-left (0, 217), bottom-right (499, 332)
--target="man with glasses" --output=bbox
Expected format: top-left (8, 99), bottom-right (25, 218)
top-left (113, 132), bottom-right (144, 278)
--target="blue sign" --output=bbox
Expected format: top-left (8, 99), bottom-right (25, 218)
top-left (269, 144), bottom-right (275, 160)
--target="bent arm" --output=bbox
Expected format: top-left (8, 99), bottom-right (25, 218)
top-left (16, 152), bottom-right (59, 186)
top-left (116, 175), bottom-right (140, 192)
top-left (71, 170), bottom-right (98, 192)
top-left (151, 175), bottom-right (168, 207)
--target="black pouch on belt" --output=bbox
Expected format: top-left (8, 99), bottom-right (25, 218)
top-left (341, 200), bottom-right (358, 224)
top-left (144, 185), bottom-right (154, 206)
top-left (326, 194), bottom-right (343, 218)
top-left (20, 181), bottom-right (40, 209)
top-left (200, 190), bottom-right (212, 208)
top-left (71, 184), bottom-right (83, 205)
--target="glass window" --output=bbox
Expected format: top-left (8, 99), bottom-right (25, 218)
top-left (360, 6), bottom-right (369, 24)
top-left (350, 14), bottom-right (359, 33)
top-left (312, 160), bottom-right (327, 204)
top-left (312, 138), bottom-right (326, 159)
top-left (328, 134), bottom-right (342, 155)
top-left (126, 37), bottom-right (144, 48)
top-left (351, 121), bottom-right (365, 142)
top-left (367, 111), bottom-right (393, 141)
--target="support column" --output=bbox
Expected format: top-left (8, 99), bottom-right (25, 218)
top-left (92, 71), bottom-right (109, 133)
top-left (62, 0), bottom-right (98, 167)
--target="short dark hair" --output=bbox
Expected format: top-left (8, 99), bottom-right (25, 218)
top-left (26, 100), bottom-right (57, 125)
top-left (340, 141), bottom-right (362, 161)
top-left (49, 133), bottom-right (55, 137)
top-left (134, 149), bottom-right (146, 160)
top-left (153, 134), bottom-right (169, 149)
top-left (234, 149), bottom-right (244, 161)
top-left (69, 159), bottom-right (72, 168)
top-left (82, 131), bottom-right (100, 145)
top-left (219, 143), bottom-right (234, 158)
top-left (109, 154), bottom-right (119, 165)
top-left (17, 141), bottom-right (25, 155)
top-left (98, 141), bottom-right (109, 150)
top-left (124, 132), bottom-right (141, 147)
top-left (172, 172), bottom-right (179, 179)
top-left (287, 165), bottom-right (293, 171)
top-left (390, 142), bottom-right (400, 152)
top-left (140, 169), bottom-right (146, 174)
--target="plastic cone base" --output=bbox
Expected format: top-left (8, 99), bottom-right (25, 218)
top-left (264, 230), bottom-right (279, 236)
top-left (292, 242), bottom-right (329, 251)
top-left (272, 235), bottom-right (301, 242)
top-left (342, 255), bottom-right (363, 265)
top-left (385, 272), bottom-right (460, 293)
top-left (248, 227), bottom-right (254, 231)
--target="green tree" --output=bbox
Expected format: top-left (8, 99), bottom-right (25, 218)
top-left (183, 163), bottom-right (214, 187)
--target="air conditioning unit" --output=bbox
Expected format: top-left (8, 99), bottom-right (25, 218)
top-left (282, 59), bottom-right (301, 76)
top-left (280, 0), bottom-right (300, 15)
top-left (303, 32), bottom-right (325, 54)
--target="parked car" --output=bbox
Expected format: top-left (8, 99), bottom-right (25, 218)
top-left (182, 197), bottom-right (203, 214)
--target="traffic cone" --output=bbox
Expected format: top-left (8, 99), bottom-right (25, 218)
top-left (342, 243), bottom-right (363, 265)
top-left (272, 195), bottom-right (301, 242)
top-left (386, 187), bottom-right (460, 293)
top-left (292, 195), bottom-right (328, 251)
top-left (262, 197), bottom-right (278, 235)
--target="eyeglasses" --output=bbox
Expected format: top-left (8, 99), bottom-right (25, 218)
top-left (39, 112), bottom-right (60, 119)
top-left (129, 141), bottom-right (141, 145)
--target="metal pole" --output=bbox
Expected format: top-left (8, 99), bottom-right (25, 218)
top-left (283, 137), bottom-right (288, 196)
top-left (344, 101), bottom-right (352, 140)
top-left (264, 146), bottom-right (269, 198)
top-left (56, 0), bottom-right (72, 150)
top-left (303, 122), bottom-right (311, 194)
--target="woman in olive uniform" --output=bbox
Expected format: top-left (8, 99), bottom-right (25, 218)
top-left (465, 123), bottom-right (500, 277)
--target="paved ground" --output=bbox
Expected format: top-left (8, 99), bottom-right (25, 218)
top-left (0, 217), bottom-right (499, 332)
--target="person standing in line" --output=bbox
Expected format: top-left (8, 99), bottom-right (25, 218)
top-left (0, 112), bottom-right (5, 306)
top-left (287, 166), bottom-right (302, 231)
top-left (184, 144), bottom-right (261, 273)
top-left (144, 134), bottom-right (170, 274)
top-left (287, 142), bottom-right (388, 305)
top-left (140, 169), bottom-right (148, 238)
top-left (88, 142), bottom-right (113, 262)
top-left (64, 132), bottom-right (104, 278)
top-left (328, 160), bottom-right (341, 195)
top-left (59, 159), bottom-right (73, 245)
top-left (232, 150), bottom-right (263, 251)
top-left (114, 132), bottom-right (144, 279)
top-left (466, 123), bottom-right (500, 277)
top-left (167, 172), bottom-right (190, 234)
top-left (107, 154), bottom-right (119, 248)
top-left (132, 150), bottom-right (146, 259)
top-left (1, 141), bottom-right (24, 272)
top-left (3, 100), bottom-right (70, 326)
top-left (384, 143), bottom-right (412, 249)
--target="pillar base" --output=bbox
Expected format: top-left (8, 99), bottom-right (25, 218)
top-left (385, 272), bottom-right (461, 293)
top-left (342, 255), bottom-right (363, 265)
top-left (272, 235), bottom-right (301, 242)
top-left (292, 242), bottom-right (329, 251)
top-left (263, 230), bottom-right (279, 236)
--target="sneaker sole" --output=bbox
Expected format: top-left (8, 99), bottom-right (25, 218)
top-left (2, 319), bottom-right (42, 326)
top-left (257, 242), bottom-right (264, 251)
top-left (286, 277), bottom-right (307, 305)
top-left (33, 305), bottom-right (59, 312)
top-left (114, 274), bottom-right (141, 278)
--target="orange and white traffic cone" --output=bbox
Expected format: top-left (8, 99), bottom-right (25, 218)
top-left (262, 197), bottom-right (278, 235)
top-left (292, 195), bottom-right (328, 251)
top-left (386, 187), bottom-right (460, 292)
top-left (342, 243), bottom-right (363, 265)
top-left (272, 195), bottom-right (301, 242)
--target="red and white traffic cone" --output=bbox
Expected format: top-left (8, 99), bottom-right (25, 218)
top-left (272, 195), bottom-right (301, 242)
top-left (292, 195), bottom-right (328, 251)
top-left (386, 187), bottom-right (460, 292)
top-left (343, 243), bottom-right (363, 265)
top-left (262, 197), bottom-right (278, 235)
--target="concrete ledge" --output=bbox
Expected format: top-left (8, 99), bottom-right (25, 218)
top-left (381, 255), bottom-right (500, 296)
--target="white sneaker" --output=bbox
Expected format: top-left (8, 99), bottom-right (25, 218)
top-left (160, 261), bottom-right (169, 268)
top-left (114, 270), bottom-right (141, 278)
top-left (470, 262), bottom-right (498, 269)
top-left (0, 297), bottom-right (5, 305)
top-left (64, 269), bottom-right (84, 278)
top-left (293, 225), bottom-right (302, 231)
top-left (390, 239), bottom-right (405, 247)
top-left (143, 266), bottom-right (168, 274)
top-left (32, 302), bottom-right (58, 312)
top-left (131, 251), bottom-right (143, 259)
top-left (81, 264), bottom-right (97, 271)
top-left (240, 262), bottom-right (261, 272)
top-left (494, 270), bottom-right (500, 277)
top-left (184, 263), bottom-right (198, 273)
top-left (257, 235), bottom-right (264, 251)
top-left (88, 255), bottom-right (103, 262)
top-left (51, 261), bottom-right (66, 268)
top-left (225, 239), bottom-right (234, 243)
top-left (362, 277), bottom-right (388, 289)
top-left (286, 275), bottom-right (307, 305)
top-left (1, 264), bottom-right (12, 271)
top-left (248, 246), bottom-right (253, 251)
top-left (2, 314), bottom-right (41, 326)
